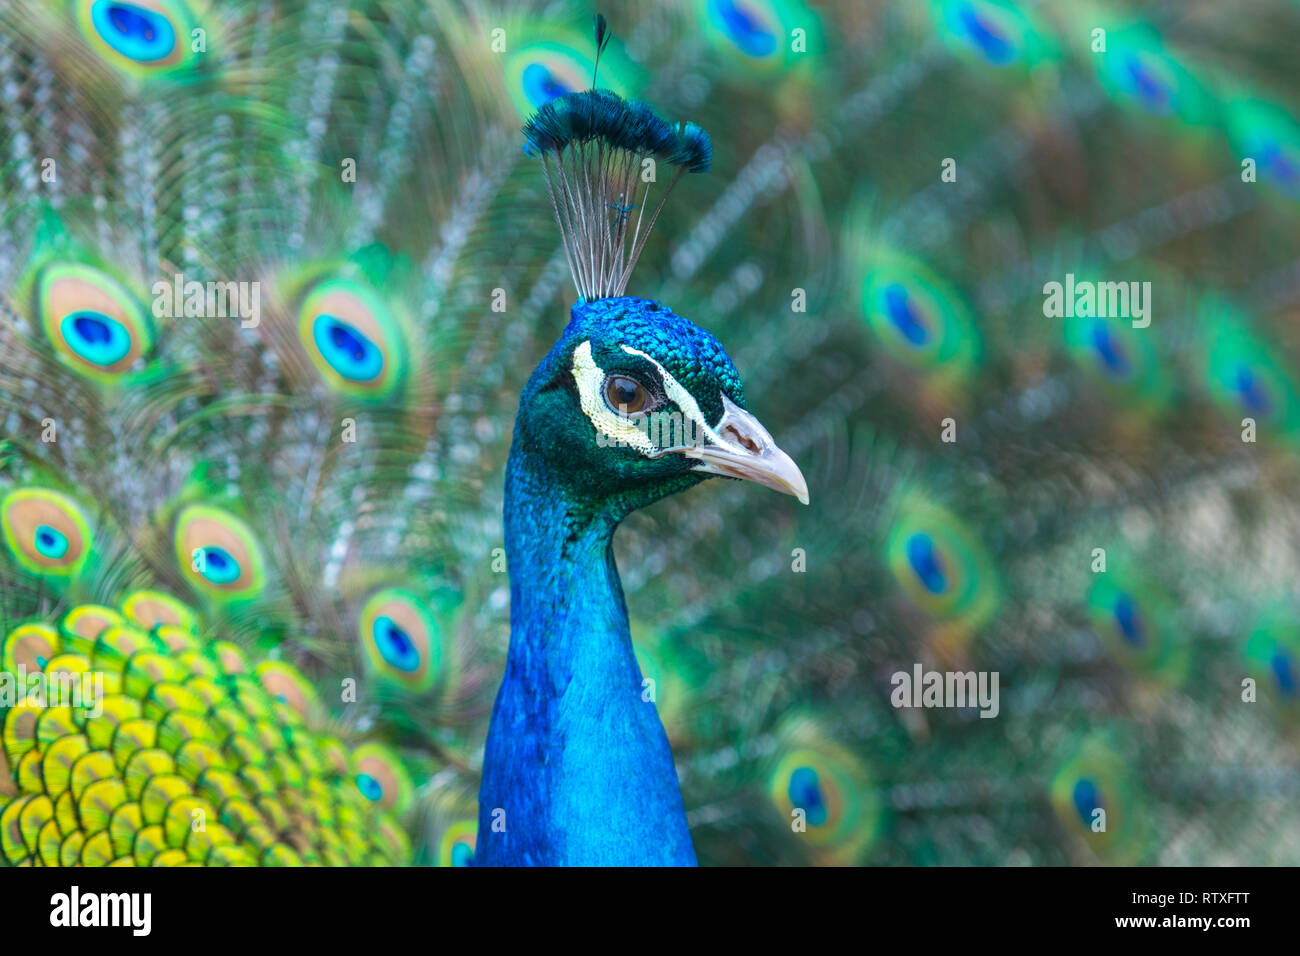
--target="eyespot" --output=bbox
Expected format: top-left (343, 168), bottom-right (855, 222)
top-left (351, 743), bottom-right (413, 816)
top-left (298, 279), bottom-right (407, 399)
top-left (1095, 27), bottom-right (1206, 123)
top-left (1228, 101), bottom-right (1300, 200)
top-left (1050, 739), bottom-right (1141, 859)
top-left (1069, 315), bottom-right (1133, 382)
top-left (882, 283), bottom-right (933, 346)
top-left (375, 618), bottom-right (418, 671)
top-left (93, 2), bottom-right (176, 61)
top-left (1119, 51), bottom-right (1174, 115)
top-left (313, 317), bottom-right (382, 380)
top-left (603, 374), bottom-right (653, 416)
top-left (1063, 310), bottom-right (1172, 415)
top-left (199, 547), bottom-right (239, 583)
top-left (438, 820), bottom-right (477, 867)
top-left (954, 2), bottom-right (1016, 64)
top-left (931, 0), bottom-right (1046, 68)
top-left (887, 500), bottom-right (998, 629)
top-left (773, 753), bottom-right (843, 837)
top-left (522, 62), bottom-right (580, 107)
top-left (1, 489), bottom-right (93, 578)
top-left (36, 263), bottom-right (153, 383)
top-left (1087, 572), bottom-right (1188, 682)
top-left (706, 0), bottom-right (780, 58)
top-left (860, 257), bottom-right (980, 385)
top-left (1204, 315), bottom-right (1300, 435)
top-left (1245, 621), bottom-right (1300, 704)
top-left (905, 533), bottom-right (947, 594)
top-left (1096, 587), bottom-right (1147, 648)
top-left (1234, 365), bottom-right (1271, 414)
top-left (507, 43), bottom-right (592, 115)
top-left (356, 772), bottom-right (383, 802)
top-left (503, 27), bottom-right (634, 119)
top-left (696, 0), bottom-right (819, 70)
top-left (75, 0), bottom-right (200, 77)
top-left (359, 589), bottom-right (442, 693)
top-left (1111, 593), bottom-right (1143, 644)
top-left (767, 727), bottom-right (879, 864)
top-left (1071, 778), bottom-right (1103, 826)
top-left (1092, 319), bottom-right (1127, 373)
top-left (173, 505), bottom-right (266, 601)
top-left (1272, 649), bottom-right (1297, 697)
top-left (786, 765), bottom-right (830, 826)
top-left (1258, 139), bottom-right (1300, 194)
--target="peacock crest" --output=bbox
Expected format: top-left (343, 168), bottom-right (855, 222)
top-left (521, 17), bottom-right (712, 301)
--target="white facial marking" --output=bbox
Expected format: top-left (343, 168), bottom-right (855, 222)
top-left (571, 340), bottom-right (748, 460)
top-left (571, 340), bottom-right (655, 454)
top-left (618, 345), bottom-right (745, 454)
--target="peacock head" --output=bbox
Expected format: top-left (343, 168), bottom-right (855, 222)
top-left (516, 74), bottom-right (804, 519)
top-left (515, 296), bottom-right (808, 519)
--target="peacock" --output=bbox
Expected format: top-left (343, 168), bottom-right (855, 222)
top-left (3, 0), bottom-right (1300, 870)
top-left (477, 81), bottom-right (808, 864)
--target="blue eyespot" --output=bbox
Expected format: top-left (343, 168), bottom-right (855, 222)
top-left (91, 1), bottom-right (177, 63)
top-left (34, 525), bottom-right (71, 560)
top-left (1072, 778), bottom-right (1102, 824)
top-left (1232, 365), bottom-right (1271, 416)
top-left (312, 314), bottom-right (384, 383)
top-left (711, 0), bottom-right (778, 58)
top-left (60, 311), bottom-right (133, 367)
top-left (788, 766), bottom-right (828, 827)
top-left (906, 533), bottom-right (947, 595)
top-left (1271, 650), bottom-right (1297, 697)
top-left (958, 4), bottom-right (1014, 64)
top-left (199, 546), bottom-right (241, 585)
top-left (450, 841), bottom-right (475, 867)
top-left (373, 616), bottom-right (421, 673)
top-left (356, 772), bottom-right (384, 802)
top-left (884, 283), bottom-right (931, 346)
top-left (1259, 143), bottom-right (1300, 194)
top-left (1089, 319), bottom-right (1129, 377)
top-left (1112, 593), bottom-right (1144, 646)
top-left (1124, 55), bottom-right (1170, 114)
top-left (521, 63), bottom-right (574, 108)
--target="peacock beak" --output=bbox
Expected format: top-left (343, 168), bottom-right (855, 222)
top-left (682, 395), bottom-right (810, 505)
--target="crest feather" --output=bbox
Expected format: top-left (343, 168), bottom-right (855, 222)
top-left (522, 88), bottom-right (712, 301)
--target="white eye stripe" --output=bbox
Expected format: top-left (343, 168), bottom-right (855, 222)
top-left (619, 344), bottom-right (742, 453)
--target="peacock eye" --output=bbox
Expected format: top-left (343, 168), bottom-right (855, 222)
top-left (603, 374), bottom-right (652, 415)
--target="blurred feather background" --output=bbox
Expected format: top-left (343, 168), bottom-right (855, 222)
top-left (2, 0), bottom-right (1300, 866)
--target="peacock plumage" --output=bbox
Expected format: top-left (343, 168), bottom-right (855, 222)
top-left (2, 0), bottom-right (1300, 869)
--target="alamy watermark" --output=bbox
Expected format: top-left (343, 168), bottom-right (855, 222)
top-left (50, 886), bottom-right (151, 936)
top-left (595, 408), bottom-right (708, 450)
top-left (152, 272), bottom-right (260, 328)
top-left (0, 666), bottom-right (104, 717)
top-left (890, 664), bottom-right (1000, 718)
top-left (1043, 273), bottom-right (1151, 328)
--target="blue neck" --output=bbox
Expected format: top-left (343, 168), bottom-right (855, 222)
top-left (475, 443), bottom-right (697, 866)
